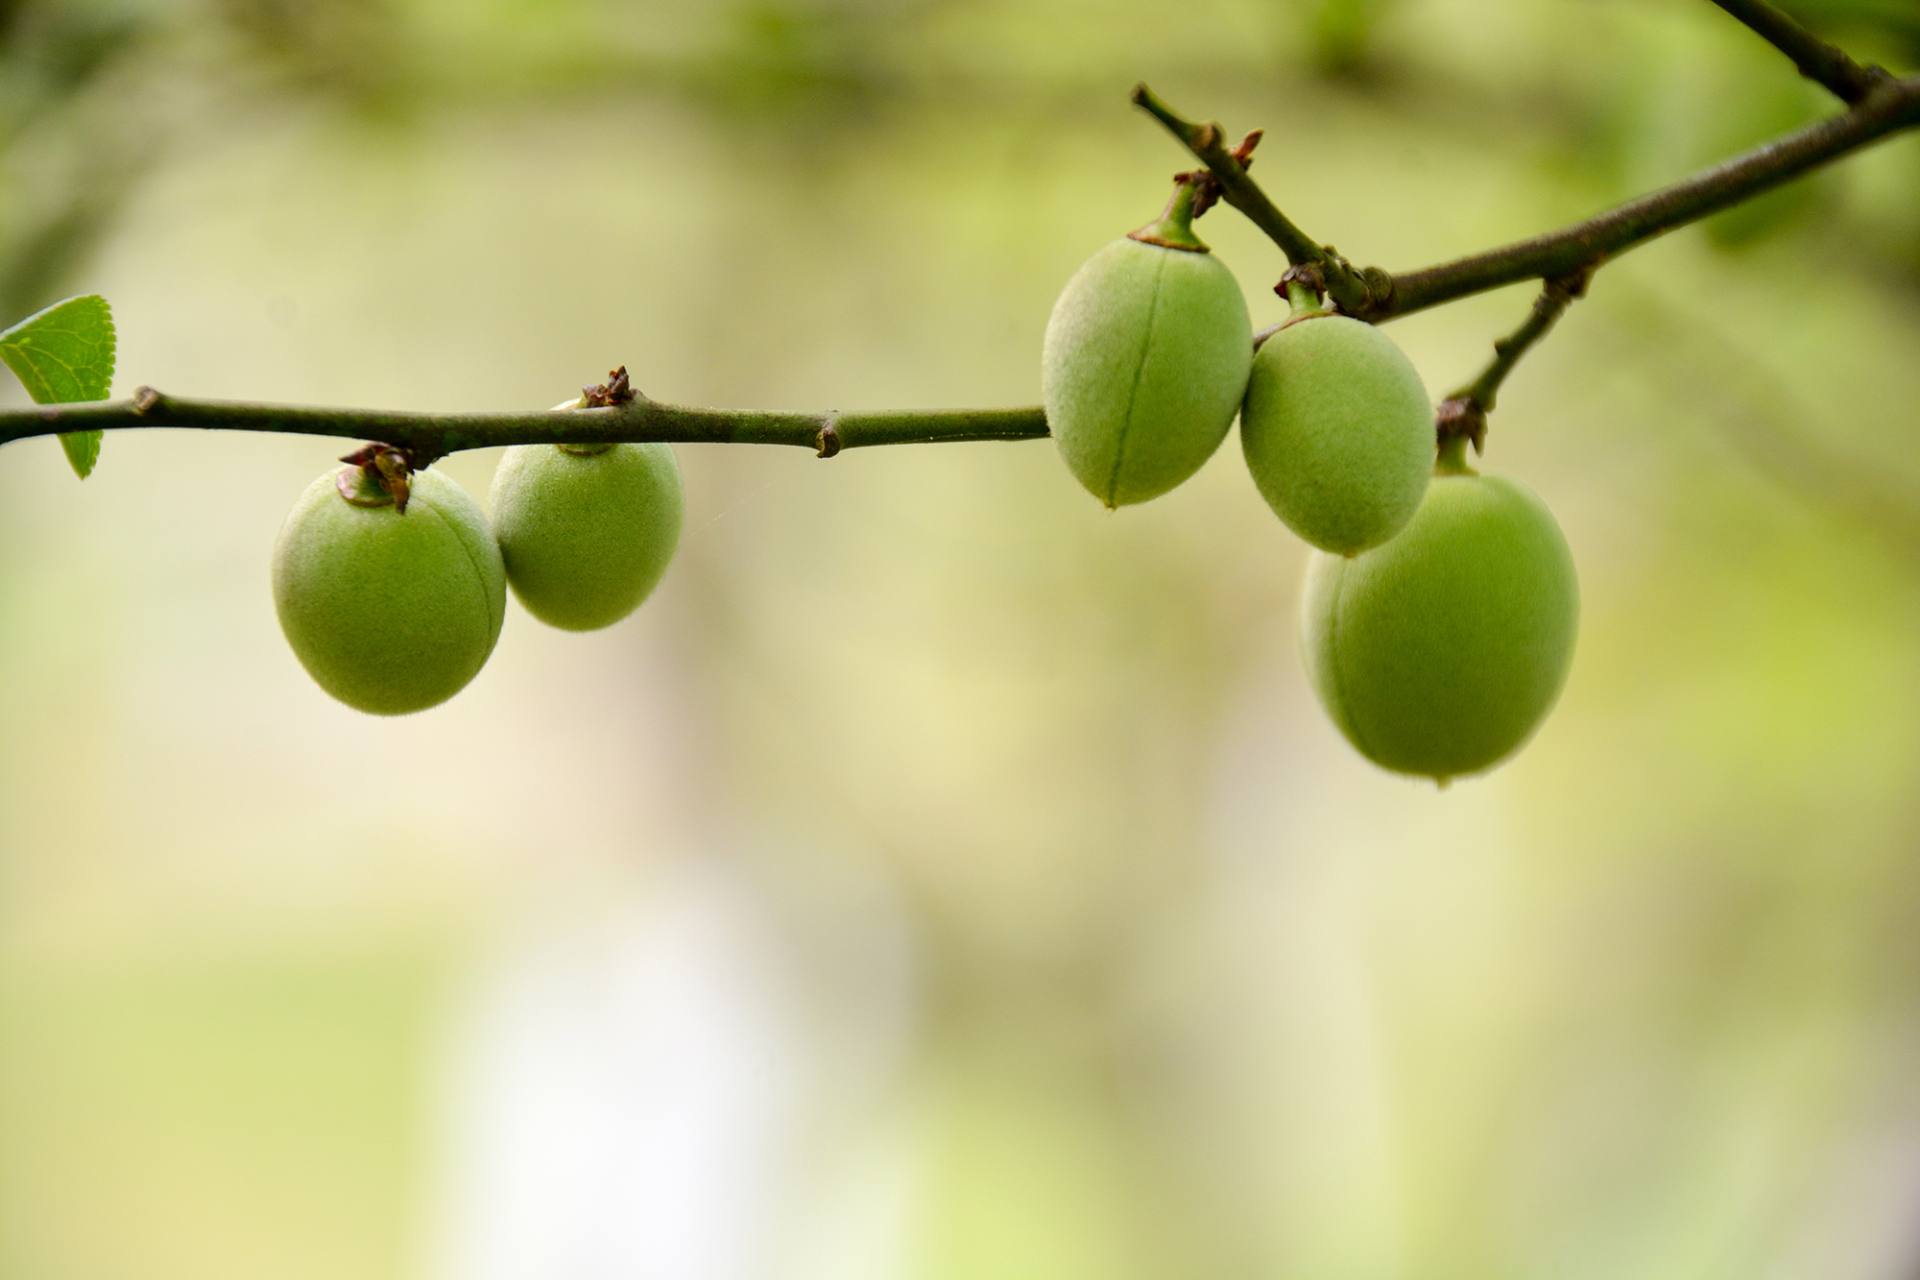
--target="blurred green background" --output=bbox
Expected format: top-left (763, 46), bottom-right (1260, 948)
top-left (3, 0), bottom-right (1919, 1276)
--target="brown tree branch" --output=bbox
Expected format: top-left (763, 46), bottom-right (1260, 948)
top-left (1369, 75), bottom-right (1920, 321)
top-left (1703, 0), bottom-right (1890, 103)
top-left (1137, 73), bottom-right (1918, 325)
top-left (5, 55), bottom-right (1916, 463)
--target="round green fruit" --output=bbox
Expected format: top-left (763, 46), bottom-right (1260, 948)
top-left (488, 442), bottom-right (684, 631)
top-left (1300, 464), bottom-right (1578, 782)
top-left (1240, 313), bottom-right (1433, 555)
top-left (1041, 200), bottom-right (1252, 507)
top-left (273, 465), bottom-right (507, 715)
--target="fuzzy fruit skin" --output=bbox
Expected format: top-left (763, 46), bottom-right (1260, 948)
top-left (273, 467), bottom-right (507, 716)
top-left (1241, 313), bottom-right (1433, 555)
top-left (1042, 237), bottom-right (1252, 507)
top-left (488, 442), bottom-right (684, 631)
top-left (1300, 470), bottom-right (1578, 782)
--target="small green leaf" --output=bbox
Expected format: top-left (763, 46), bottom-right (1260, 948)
top-left (58, 429), bottom-right (103, 478)
top-left (0, 294), bottom-right (116, 479)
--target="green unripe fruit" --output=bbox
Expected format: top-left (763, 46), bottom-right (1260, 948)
top-left (1300, 463), bottom-right (1578, 782)
top-left (1240, 313), bottom-right (1433, 555)
top-left (488, 442), bottom-right (684, 631)
top-left (273, 466), bottom-right (507, 716)
top-left (1042, 190), bottom-right (1253, 508)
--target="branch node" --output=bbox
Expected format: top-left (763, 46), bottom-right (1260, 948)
top-left (1548, 265), bottom-right (1595, 302)
top-left (1176, 130), bottom-right (1262, 219)
top-left (581, 365), bottom-right (636, 408)
top-left (337, 442), bottom-right (416, 512)
top-left (1276, 263), bottom-right (1328, 309)
top-left (1434, 397), bottom-right (1489, 455)
top-left (816, 418), bottom-right (842, 459)
top-left (132, 386), bottom-right (162, 414)
top-left (1342, 266), bottom-right (1395, 318)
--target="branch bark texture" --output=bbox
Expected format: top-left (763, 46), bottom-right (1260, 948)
top-left (0, 390), bottom-right (1049, 457)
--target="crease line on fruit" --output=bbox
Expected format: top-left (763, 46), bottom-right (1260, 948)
top-left (411, 494), bottom-right (501, 656)
top-left (1102, 246), bottom-right (1170, 509)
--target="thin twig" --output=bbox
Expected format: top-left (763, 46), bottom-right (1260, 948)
top-left (1434, 272), bottom-right (1591, 452)
top-left (0, 388), bottom-right (1049, 458)
top-left (1130, 83), bottom-right (1379, 314)
top-left (1703, 0), bottom-right (1889, 104)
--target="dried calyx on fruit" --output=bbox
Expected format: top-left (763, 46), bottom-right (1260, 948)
top-left (272, 447), bottom-right (506, 716)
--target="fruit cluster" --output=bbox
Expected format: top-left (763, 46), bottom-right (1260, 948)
top-left (1043, 183), bottom-right (1579, 783)
top-left (272, 437), bottom-right (684, 716)
top-left (268, 181), bottom-right (1576, 786)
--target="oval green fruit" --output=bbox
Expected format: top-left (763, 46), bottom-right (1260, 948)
top-left (488, 442), bottom-right (684, 631)
top-left (1300, 467), bottom-right (1578, 782)
top-left (1241, 313), bottom-right (1433, 555)
top-left (1042, 236), bottom-right (1252, 507)
top-left (273, 465), bottom-right (507, 715)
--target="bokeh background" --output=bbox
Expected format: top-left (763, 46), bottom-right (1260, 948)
top-left (3, 1), bottom-right (1919, 1276)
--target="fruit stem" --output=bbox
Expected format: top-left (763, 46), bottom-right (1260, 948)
top-left (1284, 277), bottom-right (1327, 318)
top-left (1435, 433), bottom-right (1476, 476)
top-left (1127, 180), bottom-right (1210, 253)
